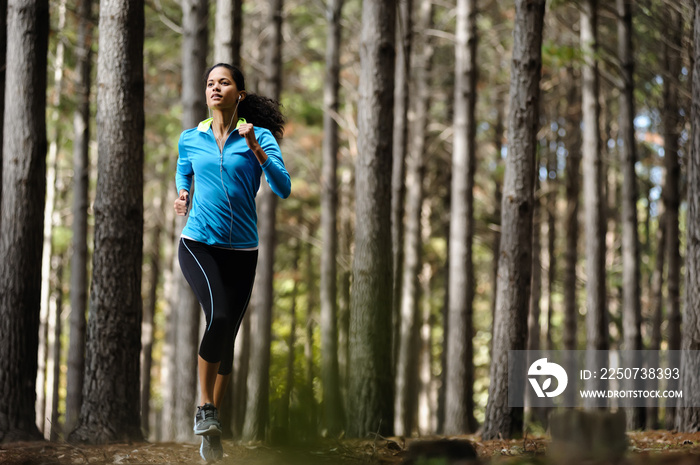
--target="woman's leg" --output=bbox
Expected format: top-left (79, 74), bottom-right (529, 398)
top-left (213, 373), bottom-right (231, 408)
top-left (198, 356), bottom-right (220, 406)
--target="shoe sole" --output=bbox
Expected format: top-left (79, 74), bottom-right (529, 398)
top-left (194, 424), bottom-right (222, 436)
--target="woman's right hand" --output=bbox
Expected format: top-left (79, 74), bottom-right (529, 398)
top-left (174, 190), bottom-right (189, 216)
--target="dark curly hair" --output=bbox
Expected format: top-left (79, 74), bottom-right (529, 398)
top-left (204, 63), bottom-right (285, 140)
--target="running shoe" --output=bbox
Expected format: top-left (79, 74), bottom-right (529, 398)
top-left (193, 403), bottom-right (222, 436)
top-left (200, 434), bottom-right (224, 461)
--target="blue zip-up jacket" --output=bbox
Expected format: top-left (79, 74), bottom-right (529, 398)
top-left (176, 118), bottom-right (291, 249)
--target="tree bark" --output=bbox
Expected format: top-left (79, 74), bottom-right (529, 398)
top-left (482, 0), bottom-right (545, 440)
top-left (68, 0), bottom-right (144, 444)
top-left (37, 0), bottom-right (66, 436)
top-left (563, 66), bottom-right (581, 351)
top-left (320, 0), bottom-right (345, 436)
top-left (616, 0), bottom-right (643, 429)
top-left (215, 0), bottom-right (242, 66)
top-left (48, 259), bottom-right (64, 442)
top-left (580, 0), bottom-right (608, 353)
top-left (444, 0), bottom-right (478, 436)
top-left (347, 0), bottom-right (395, 438)
top-left (0, 0), bottom-right (6, 191)
top-left (391, 0), bottom-right (413, 377)
top-left (662, 4), bottom-right (683, 430)
top-left (527, 175), bottom-right (542, 353)
top-left (0, 0), bottom-right (49, 443)
top-left (395, 0), bottom-right (432, 437)
top-left (677, 0), bottom-right (700, 433)
top-left (65, 0), bottom-right (94, 434)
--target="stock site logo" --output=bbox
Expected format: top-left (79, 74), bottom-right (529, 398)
top-left (528, 358), bottom-right (568, 398)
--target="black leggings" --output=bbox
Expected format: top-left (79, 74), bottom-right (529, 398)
top-left (178, 238), bottom-right (257, 375)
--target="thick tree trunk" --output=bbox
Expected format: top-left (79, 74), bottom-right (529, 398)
top-left (320, 0), bottom-right (345, 436)
top-left (347, 0), bottom-right (395, 439)
top-left (482, 0), bottom-right (544, 440)
top-left (444, 0), bottom-right (478, 436)
top-left (215, 0), bottom-right (242, 65)
top-left (580, 0), bottom-right (608, 353)
top-left (0, 0), bottom-right (49, 443)
top-left (65, 0), bottom-right (93, 434)
top-left (243, 0), bottom-right (283, 441)
top-left (677, 0), bottom-right (700, 433)
top-left (68, 0), bottom-right (144, 444)
top-left (395, 0), bottom-right (432, 437)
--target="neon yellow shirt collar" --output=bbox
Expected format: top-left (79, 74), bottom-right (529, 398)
top-left (196, 117), bottom-right (247, 132)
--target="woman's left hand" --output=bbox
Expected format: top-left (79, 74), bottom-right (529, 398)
top-left (238, 123), bottom-right (259, 151)
top-left (238, 122), bottom-right (268, 164)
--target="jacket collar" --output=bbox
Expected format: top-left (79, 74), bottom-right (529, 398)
top-left (197, 117), bottom-right (247, 132)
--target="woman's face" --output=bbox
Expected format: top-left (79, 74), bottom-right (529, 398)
top-left (206, 67), bottom-right (242, 110)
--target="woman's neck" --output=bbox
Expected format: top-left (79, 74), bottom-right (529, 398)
top-left (212, 109), bottom-right (237, 136)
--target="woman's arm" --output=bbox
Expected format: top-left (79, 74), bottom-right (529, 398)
top-left (239, 124), bottom-right (291, 199)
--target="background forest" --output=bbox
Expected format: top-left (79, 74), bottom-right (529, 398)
top-left (0, 0), bottom-right (698, 452)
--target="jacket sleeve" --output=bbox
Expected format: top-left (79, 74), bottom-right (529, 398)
top-left (175, 132), bottom-right (193, 193)
top-left (258, 130), bottom-right (291, 199)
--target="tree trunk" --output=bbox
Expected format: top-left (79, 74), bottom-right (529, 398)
top-left (527, 175), bottom-right (542, 352)
top-left (444, 0), bottom-right (478, 436)
top-left (616, 0), bottom-right (642, 351)
top-left (48, 259), bottom-right (64, 442)
top-left (215, 0), bottom-right (242, 65)
top-left (279, 239), bottom-right (300, 433)
top-left (243, 0), bottom-right (283, 441)
top-left (337, 169), bottom-right (353, 408)
top-left (37, 0), bottom-right (65, 435)
top-left (141, 212), bottom-right (163, 438)
top-left (677, 0), bottom-right (700, 433)
top-left (68, 0), bottom-right (144, 444)
top-left (395, 0), bottom-right (432, 437)
top-left (662, 4), bottom-right (683, 430)
top-left (418, 263), bottom-right (435, 435)
top-left (0, 0), bottom-right (6, 190)
top-left (563, 66), bottom-right (581, 351)
top-left (647, 208), bottom-right (665, 430)
top-left (616, 0), bottom-right (643, 429)
top-left (0, 0), bottom-right (49, 443)
top-left (304, 234), bottom-right (318, 437)
top-left (347, 0), bottom-right (395, 438)
top-left (320, 0), bottom-right (345, 437)
top-left (482, 0), bottom-right (545, 440)
top-left (391, 0), bottom-right (412, 377)
top-left (65, 0), bottom-right (94, 434)
top-left (231, 312), bottom-right (250, 438)
top-left (580, 0), bottom-right (608, 353)
top-left (545, 146), bottom-right (557, 350)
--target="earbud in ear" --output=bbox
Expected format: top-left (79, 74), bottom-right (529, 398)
top-left (238, 95), bottom-right (242, 100)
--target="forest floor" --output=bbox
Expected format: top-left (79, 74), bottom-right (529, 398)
top-left (3, 431), bottom-right (700, 465)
